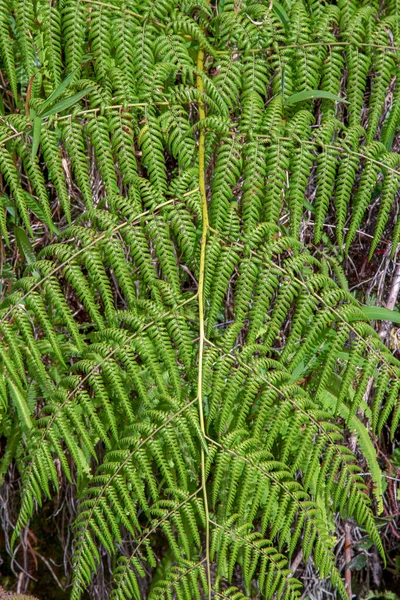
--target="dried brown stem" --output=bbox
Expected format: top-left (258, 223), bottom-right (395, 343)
top-left (344, 522), bottom-right (352, 599)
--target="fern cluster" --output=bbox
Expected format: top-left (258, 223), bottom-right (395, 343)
top-left (0, 0), bottom-right (400, 598)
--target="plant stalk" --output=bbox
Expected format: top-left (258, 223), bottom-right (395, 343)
top-left (196, 33), bottom-right (212, 600)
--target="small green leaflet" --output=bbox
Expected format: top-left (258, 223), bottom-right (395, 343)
top-left (30, 66), bottom-right (93, 157)
top-left (40, 67), bottom-right (80, 113)
top-left (346, 554), bottom-right (367, 571)
top-left (30, 87), bottom-right (92, 157)
top-left (361, 305), bottom-right (400, 324)
top-left (285, 90), bottom-right (349, 105)
top-left (272, 1), bottom-right (290, 28)
top-left (40, 87), bottom-right (94, 118)
top-left (25, 192), bottom-right (59, 233)
top-left (381, 105), bottom-right (396, 150)
top-left (0, 427), bottom-right (21, 480)
top-left (8, 379), bottom-right (33, 431)
top-left (14, 225), bottom-right (36, 264)
top-left (303, 198), bottom-right (314, 212)
top-left (31, 113), bottom-right (42, 159)
top-left (0, 194), bottom-right (10, 246)
top-left (31, 68), bottom-right (80, 158)
top-left (40, 60), bottom-right (92, 113)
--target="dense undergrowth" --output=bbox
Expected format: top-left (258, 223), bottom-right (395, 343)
top-left (0, 0), bottom-right (400, 598)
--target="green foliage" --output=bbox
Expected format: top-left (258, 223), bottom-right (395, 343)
top-left (0, 0), bottom-right (400, 598)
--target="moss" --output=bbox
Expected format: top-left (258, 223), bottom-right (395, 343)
top-left (0, 587), bottom-right (39, 600)
top-left (3, 596), bottom-right (39, 600)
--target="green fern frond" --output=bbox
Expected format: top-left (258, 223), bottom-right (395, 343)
top-left (0, 144), bottom-right (32, 233)
top-left (0, 0), bottom-right (18, 100)
top-left (2, 2), bottom-right (400, 599)
top-left (345, 141), bottom-right (386, 252)
top-left (62, 0), bottom-right (88, 75)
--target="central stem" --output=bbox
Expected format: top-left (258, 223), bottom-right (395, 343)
top-left (196, 40), bottom-right (211, 599)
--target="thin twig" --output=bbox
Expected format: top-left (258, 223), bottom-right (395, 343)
top-left (344, 522), bottom-right (352, 599)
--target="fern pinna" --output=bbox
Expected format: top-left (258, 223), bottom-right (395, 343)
top-left (0, 0), bottom-right (400, 598)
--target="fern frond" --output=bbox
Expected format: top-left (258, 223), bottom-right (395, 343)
top-left (313, 117), bottom-right (342, 243)
top-left (40, 126), bottom-right (71, 222)
top-left (62, 0), bottom-right (88, 75)
top-left (139, 106), bottom-right (168, 194)
top-left (345, 141), bottom-right (386, 252)
top-left (160, 104), bottom-right (196, 170)
top-left (333, 126), bottom-right (364, 247)
top-left (0, 144), bottom-right (32, 233)
top-left (39, 0), bottom-right (63, 90)
top-left (2, 3), bottom-right (400, 598)
top-left (369, 152), bottom-right (400, 257)
top-left (0, 0), bottom-right (17, 99)
top-left (346, 47), bottom-right (371, 127)
top-left (86, 114), bottom-right (119, 198)
top-left (15, 0), bottom-right (37, 87)
top-left (367, 41), bottom-right (395, 143)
